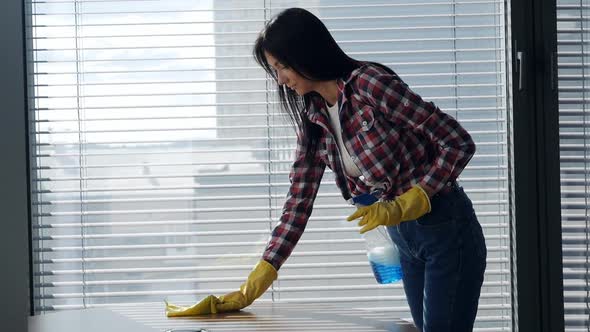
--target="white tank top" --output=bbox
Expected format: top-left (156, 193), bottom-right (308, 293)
top-left (326, 102), bottom-right (362, 177)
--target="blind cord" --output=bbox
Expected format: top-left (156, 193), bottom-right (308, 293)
top-left (73, 0), bottom-right (87, 309)
top-left (263, 0), bottom-right (276, 305)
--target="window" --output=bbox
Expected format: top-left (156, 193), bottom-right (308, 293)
top-left (557, 0), bottom-right (590, 329)
top-left (26, 0), bottom-right (511, 329)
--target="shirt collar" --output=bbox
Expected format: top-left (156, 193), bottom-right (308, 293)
top-left (306, 63), bottom-right (369, 123)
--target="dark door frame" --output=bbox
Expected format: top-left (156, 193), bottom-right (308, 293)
top-left (1, 0), bottom-right (32, 331)
top-left (510, 0), bottom-right (565, 330)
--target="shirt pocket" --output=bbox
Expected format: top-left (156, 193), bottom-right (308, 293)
top-left (356, 105), bottom-right (376, 132)
top-left (352, 106), bottom-right (389, 149)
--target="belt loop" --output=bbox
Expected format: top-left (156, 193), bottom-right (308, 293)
top-left (433, 180), bottom-right (457, 198)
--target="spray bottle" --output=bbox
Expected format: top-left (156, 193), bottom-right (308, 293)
top-left (351, 191), bottom-right (403, 284)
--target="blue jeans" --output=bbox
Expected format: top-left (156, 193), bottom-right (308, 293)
top-left (386, 185), bottom-right (487, 332)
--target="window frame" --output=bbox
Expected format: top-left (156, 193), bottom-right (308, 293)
top-left (2, 0), bottom-right (568, 331)
top-left (509, 0), bottom-right (565, 330)
top-left (1, 0), bottom-right (33, 331)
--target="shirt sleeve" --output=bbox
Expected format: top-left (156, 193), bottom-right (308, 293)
top-left (262, 128), bottom-right (326, 270)
top-left (355, 68), bottom-right (476, 194)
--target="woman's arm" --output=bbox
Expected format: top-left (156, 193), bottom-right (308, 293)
top-left (354, 66), bottom-right (476, 196)
top-left (262, 129), bottom-right (326, 270)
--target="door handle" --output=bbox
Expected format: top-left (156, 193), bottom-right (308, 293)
top-left (517, 50), bottom-right (524, 91)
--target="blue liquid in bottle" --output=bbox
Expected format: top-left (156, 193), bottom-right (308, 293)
top-left (369, 260), bottom-right (403, 284)
top-left (367, 245), bottom-right (403, 284)
top-left (352, 193), bottom-right (403, 284)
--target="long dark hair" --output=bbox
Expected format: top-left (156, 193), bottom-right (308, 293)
top-left (253, 8), bottom-right (361, 163)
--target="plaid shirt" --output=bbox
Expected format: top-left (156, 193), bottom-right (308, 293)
top-left (262, 63), bottom-right (476, 270)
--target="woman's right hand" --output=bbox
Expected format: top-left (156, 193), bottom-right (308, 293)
top-left (217, 260), bottom-right (278, 312)
top-left (165, 260), bottom-right (278, 316)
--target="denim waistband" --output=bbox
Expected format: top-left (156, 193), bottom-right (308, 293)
top-left (349, 181), bottom-right (460, 207)
top-left (430, 181), bottom-right (462, 205)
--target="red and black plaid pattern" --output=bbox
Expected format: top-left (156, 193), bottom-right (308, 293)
top-left (262, 63), bottom-right (476, 270)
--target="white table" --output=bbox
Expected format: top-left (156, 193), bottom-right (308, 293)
top-left (29, 303), bottom-right (419, 332)
top-left (29, 308), bottom-right (157, 332)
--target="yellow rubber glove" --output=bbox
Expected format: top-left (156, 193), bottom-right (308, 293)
top-left (347, 186), bottom-right (431, 234)
top-left (164, 260), bottom-right (277, 317)
top-left (216, 260), bottom-right (277, 312)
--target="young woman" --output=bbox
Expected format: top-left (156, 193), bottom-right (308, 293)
top-left (167, 7), bottom-right (487, 332)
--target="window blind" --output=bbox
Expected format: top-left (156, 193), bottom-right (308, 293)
top-left (557, 0), bottom-right (590, 331)
top-left (26, 0), bottom-right (511, 330)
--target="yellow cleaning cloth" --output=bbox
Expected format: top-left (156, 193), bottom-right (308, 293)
top-left (165, 295), bottom-right (220, 317)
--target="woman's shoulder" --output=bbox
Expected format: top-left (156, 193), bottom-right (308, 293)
top-left (344, 62), bottom-right (400, 97)
top-left (348, 62), bottom-right (395, 81)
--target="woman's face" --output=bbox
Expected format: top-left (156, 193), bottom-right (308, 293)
top-left (265, 51), bottom-right (315, 96)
